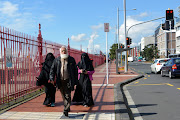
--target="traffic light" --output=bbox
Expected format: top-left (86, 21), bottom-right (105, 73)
top-left (126, 37), bottom-right (132, 45)
top-left (164, 9), bottom-right (174, 30)
top-left (129, 38), bottom-right (132, 45)
top-left (166, 10), bottom-right (174, 20)
top-left (126, 37), bottom-right (129, 45)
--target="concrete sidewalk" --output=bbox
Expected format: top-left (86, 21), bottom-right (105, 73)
top-left (0, 62), bottom-right (139, 120)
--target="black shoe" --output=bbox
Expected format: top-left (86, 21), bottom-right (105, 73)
top-left (67, 108), bottom-right (70, 112)
top-left (63, 111), bottom-right (68, 117)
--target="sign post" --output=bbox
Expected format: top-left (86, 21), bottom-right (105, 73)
top-left (104, 23), bottom-right (109, 84)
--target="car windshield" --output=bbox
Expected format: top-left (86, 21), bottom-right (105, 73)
top-left (154, 60), bottom-right (158, 63)
top-left (174, 59), bottom-right (180, 64)
top-left (159, 59), bottom-right (169, 63)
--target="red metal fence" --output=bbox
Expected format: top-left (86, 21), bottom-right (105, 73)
top-left (0, 24), bottom-right (104, 104)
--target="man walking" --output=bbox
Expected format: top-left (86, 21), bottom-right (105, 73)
top-left (49, 46), bottom-right (78, 117)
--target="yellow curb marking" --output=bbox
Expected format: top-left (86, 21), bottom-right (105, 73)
top-left (128, 83), bottom-right (166, 86)
top-left (134, 81), bottom-right (139, 84)
top-left (166, 83), bottom-right (174, 86)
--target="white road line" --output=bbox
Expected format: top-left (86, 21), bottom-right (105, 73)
top-left (93, 75), bottom-right (138, 77)
top-left (124, 86), bottom-right (143, 120)
top-left (92, 84), bottom-right (114, 86)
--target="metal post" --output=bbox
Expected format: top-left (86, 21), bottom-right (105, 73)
top-left (170, 21), bottom-right (172, 54)
top-left (124, 0), bottom-right (128, 72)
top-left (37, 24), bottom-right (43, 71)
top-left (117, 8), bottom-right (120, 68)
top-left (116, 49), bottom-right (118, 74)
top-left (117, 7), bottom-right (119, 49)
top-left (106, 32), bottom-right (109, 84)
top-left (68, 38), bottom-right (70, 55)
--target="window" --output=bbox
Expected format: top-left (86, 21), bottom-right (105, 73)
top-left (159, 59), bottom-right (170, 63)
top-left (174, 59), bottom-right (180, 64)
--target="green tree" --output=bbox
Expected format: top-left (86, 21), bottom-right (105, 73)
top-left (109, 43), bottom-right (124, 60)
top-left (142, 45), bottom-right (159, 61)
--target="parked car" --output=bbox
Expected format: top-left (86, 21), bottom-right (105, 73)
top-left (161, 58), bottom-right (180, 79)
top-left (150, 58), bottom-right (170, 74)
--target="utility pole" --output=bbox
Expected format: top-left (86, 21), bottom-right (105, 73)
top-left (124, 0), bottom-right (128, 73)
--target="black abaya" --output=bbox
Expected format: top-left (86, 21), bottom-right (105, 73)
top-left (72, 53), bottom-right (94, 106)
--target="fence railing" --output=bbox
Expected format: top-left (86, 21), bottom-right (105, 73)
top-left (0, 24), bottom-right (104, 105)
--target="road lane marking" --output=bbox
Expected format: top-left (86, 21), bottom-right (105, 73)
top-left (124, 86), bottom-right (143, 120)
top-left (144, 78), bottom-right (147, 79)
top-left (134, 81), bottom-right (139, 84)
top-left (177, 88), bottom-right (180, 90)
top-left (148, 75), bottom-right (150, 77)
top-left (166, 83), bottom-right (174, 86)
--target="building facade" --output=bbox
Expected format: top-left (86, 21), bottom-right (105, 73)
top-left (175, 7), bottom-right (180, 54)
top-left (155, 24), bottom-right (176, 58)
top-left (141, 36), bottom-right (155, 51)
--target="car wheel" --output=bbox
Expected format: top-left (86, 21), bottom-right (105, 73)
top-left (169, 71), bottom-right (173, 79)
top-left (161, 70), bottom-right (165, 77)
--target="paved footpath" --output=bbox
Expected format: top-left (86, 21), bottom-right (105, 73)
top-left (0, 62), bottom-right (138, 120)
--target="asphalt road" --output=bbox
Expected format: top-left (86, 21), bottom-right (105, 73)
top-left (126, 61), bottom-right (180, 120)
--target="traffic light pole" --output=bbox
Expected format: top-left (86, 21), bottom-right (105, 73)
top-left (170, 20), bottom-right (172, 54)
top-left (126, 17), bottom-right (165, 37)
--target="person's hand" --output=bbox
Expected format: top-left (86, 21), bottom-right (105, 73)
top-left (80, 69), bottom-right (83, 73)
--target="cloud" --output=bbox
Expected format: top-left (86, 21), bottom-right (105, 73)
top-left (41, 14), bottom-right (55, 20)
top-left (0, 1), bottom-right (20, 17)
top-left (91, 23), bottom-right (103, 31)
top-left (0, 1), bottom-right (55, 34)
top-left (118, 13), bottom-right (159, 46)
top-left (71, 33), bottom-right (87, 42)
top-left (88, 33), bottom-right (99, 53)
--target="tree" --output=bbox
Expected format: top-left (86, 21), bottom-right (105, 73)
top-left (142, 45), bottom-right (159, 61)
top-left (109, 43), bottom-right (124, 60)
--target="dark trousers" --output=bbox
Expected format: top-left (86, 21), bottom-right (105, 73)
top-left (59, 79), bottom-right (71, 112)
top-left (44, 83), bottom-right (56, 104)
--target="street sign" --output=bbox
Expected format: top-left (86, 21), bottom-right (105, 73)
top-left (104, 23), bottom-right (109, 32)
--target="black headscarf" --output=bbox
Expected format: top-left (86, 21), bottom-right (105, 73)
top-left (45, 53), bottom-right (55, 63)
top-left (77, 53), bottom-right (94, 71)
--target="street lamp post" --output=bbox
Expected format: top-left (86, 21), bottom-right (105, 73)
top-left (117, 7), bottom-right (119, 49)
top-left (117, 7), bottom-right (136, 70)
top-left (124, 0), bottom-right (128, 73)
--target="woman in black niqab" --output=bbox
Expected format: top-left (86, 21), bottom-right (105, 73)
top-left (72, 53), bottom-right (94, 107)
top-left (37, 53), bottom-right (56, 107)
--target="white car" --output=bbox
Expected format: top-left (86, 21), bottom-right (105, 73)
top-left (150, 58), bottom-right (170, 74)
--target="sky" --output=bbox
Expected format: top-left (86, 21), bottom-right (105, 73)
top-left (0, 0), bottom-right (179, 54)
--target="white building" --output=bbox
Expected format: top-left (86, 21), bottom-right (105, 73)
top-left (141, 36), bottom-right (155, 51)
top-left (175, 6), bottom-right (180, 54)
top-left (175, 21), bottom-right (180, 54)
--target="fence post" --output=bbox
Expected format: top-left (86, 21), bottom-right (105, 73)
top-left (68, 38), bottom-right (70, 55)
top-left (37, 24), bottom-right (43, 71)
